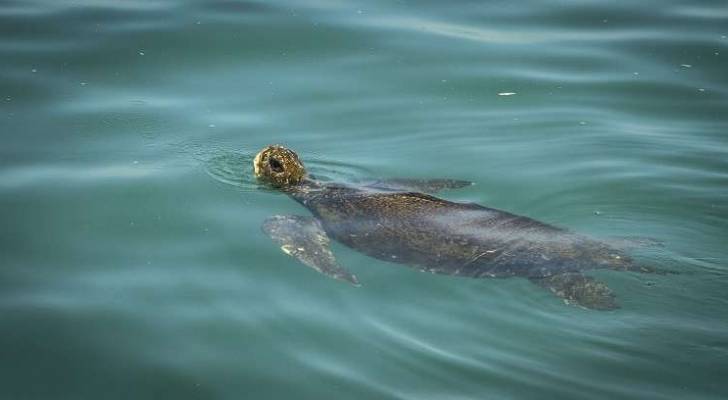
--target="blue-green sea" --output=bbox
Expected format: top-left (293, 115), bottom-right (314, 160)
top-left (2, 1), bottom-right (728, 399)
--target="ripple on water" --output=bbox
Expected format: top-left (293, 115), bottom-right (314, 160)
top-left (203, 147), bottom-right (375, 192)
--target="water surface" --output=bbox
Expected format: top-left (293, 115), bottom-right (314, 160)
top-left (2, 1), bottom-right (728, 399)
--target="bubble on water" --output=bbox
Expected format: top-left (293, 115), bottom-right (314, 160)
top-left (80, 82), bottom-right (87, 86)
top-left (31, 68), bottom-right (37, 73)
top-left (633, 72), bottom-right (639, 76)
top-left (680, 64), bottom-right (692, 68)
top-left (698, 88), bottom-right (705, 92)
top-left (208, 124), bottom-right (216, 128)
top-left (498, 92), bottom-right (516, 96)
top-left (579, 121), bottom-right (587, 125)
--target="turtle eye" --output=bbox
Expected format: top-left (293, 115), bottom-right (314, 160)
top-left (269, 157), bottom-right (284, 173)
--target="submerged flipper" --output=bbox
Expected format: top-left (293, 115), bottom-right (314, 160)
top-left (530, 273), bottom-right (618, 311)
top-left (364, 178), bottom-right (473, 194)
top-left (262, 215), bottom-right (359, 286)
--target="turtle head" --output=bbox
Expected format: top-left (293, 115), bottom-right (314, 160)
top-left (253, 145), bottom-right (306, 187)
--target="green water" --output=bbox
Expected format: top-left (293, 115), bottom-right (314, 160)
top-left (2, 1), bottom-right (728, 399)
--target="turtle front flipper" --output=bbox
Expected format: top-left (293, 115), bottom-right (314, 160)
top-left (261, 215), bottom-right (360, 286)
top-left (364, 178), bottom-right (473, 194)
top-left (529, 273), bottom-right (619, 311)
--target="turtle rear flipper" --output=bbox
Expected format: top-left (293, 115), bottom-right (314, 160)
top-left (262, 215), bottom-right (360, 286)
top-left (530, 273), bottom-right (619, 311)
top-left (364, 178), bottom-right (473, 194)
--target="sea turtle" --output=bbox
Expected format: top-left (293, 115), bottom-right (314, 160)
top-left (254, 144), bottom-right (659, 310)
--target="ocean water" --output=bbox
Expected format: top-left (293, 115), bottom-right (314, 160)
top-left (1, 1), bottom-right (728, 399)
